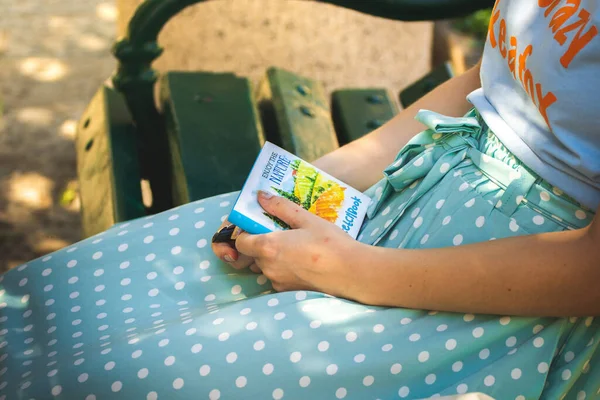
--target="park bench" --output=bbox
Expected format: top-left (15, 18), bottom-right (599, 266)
top-left (76, 0), bottom-right (494, 237)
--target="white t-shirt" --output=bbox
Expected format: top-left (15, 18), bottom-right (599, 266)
top-left (468, 0), bottom-right (600, 210)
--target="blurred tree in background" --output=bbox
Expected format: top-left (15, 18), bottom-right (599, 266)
top-left (454, 9), bottom-right (492, 42)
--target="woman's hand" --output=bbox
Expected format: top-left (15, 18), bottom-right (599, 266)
top-left (235, 191), bottom-right (364, 295)
top-left (211, 220), bottom-right (258, 271)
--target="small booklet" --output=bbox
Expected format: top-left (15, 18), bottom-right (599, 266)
top-left (228, 142), bottom-right (371, 239)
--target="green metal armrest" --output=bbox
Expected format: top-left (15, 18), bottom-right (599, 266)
top-left (318, 0), bottom-right (495, 21)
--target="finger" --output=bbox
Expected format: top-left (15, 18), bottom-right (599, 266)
top-left (271, 281), bottom-right (286, 292)
top-left (228, 253), bottom-right (255, 270)
top-left (234, 232), bottom-right (265, 258)
top-left (257, 190), bottom-right (319, 229)
top-left (212, 241), bottom-right (254, 269)
top-left (211, 241), bottom-right (239, 263)
top-left (211, 221), bottom-right (241, 261)
top-left (249, 263), bottom-right (262, 274)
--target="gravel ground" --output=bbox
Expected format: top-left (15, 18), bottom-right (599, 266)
top-left (0, 0), bottom-right (117, 271)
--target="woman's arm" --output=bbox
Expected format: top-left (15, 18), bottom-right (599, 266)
top-left (235, 191), bottom-right (598, 317)
top-left (313, 62), bottom-right (482, 191)
top-left (345, 205), bottom-right (600, 317)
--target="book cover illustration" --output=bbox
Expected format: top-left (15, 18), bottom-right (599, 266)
top-left (228, 142), bottom-right (371, 239)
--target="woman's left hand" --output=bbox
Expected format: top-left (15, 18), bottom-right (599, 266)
top-left (235, 191), bottom-right (364, 295)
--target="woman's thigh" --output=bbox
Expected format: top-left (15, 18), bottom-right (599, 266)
top-left (0, 191), bottom-right (277, 399)
top-left (0, 188), bottom-right (559, 400)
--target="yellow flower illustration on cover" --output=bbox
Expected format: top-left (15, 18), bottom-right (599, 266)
top-left (267, 160), bottom-right (346, 228)
top-left (308, 183), bottom-right (346, 223)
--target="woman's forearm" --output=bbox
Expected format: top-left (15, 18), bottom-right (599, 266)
top-left (346, 211), bottom-right (600, 317)
top-left (313, 62), bottom-right (482, 191)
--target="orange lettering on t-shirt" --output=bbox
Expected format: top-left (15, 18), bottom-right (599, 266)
top-left (499, 19), bottom-right (508, 58)
top-left (538, 0), bottom-right (562, 17)
top-left (488, 1), bottom-right (502, 48)
top-left (489, 1), bottom-right (561, 130)
top-left (557, 8), bottom-right (599, 68)
top-left (523, 70), bottom-right (535, 99)
top-left (518, 45), bottom-right (533, 84)
top-left (508, 36), bottom-right (518, 77)
top-left (536, 84), bottom-right (557, 128)
top-left (549, 0), bottom-right (580, 33)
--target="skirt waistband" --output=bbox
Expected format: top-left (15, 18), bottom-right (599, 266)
top-left (363, 109), bottom-right (594, 236)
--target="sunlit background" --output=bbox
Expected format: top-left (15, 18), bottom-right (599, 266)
top-left (0, 0), bottom-right (117, 270)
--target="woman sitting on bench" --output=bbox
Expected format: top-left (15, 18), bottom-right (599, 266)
top-left (0, 1), bottom-right (598, 399)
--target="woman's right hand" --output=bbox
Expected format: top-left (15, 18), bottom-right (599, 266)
top-left (211, 220), bottom-right (260, 272)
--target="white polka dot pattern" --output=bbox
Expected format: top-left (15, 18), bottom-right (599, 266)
top-left (0, 122), bottom-right (596, 400)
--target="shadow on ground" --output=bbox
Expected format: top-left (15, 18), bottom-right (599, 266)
top-left (0, 1), bottom-right (117, 271)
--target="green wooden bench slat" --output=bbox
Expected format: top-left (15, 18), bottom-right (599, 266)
top-left (160, 71), bottom-right (265, 204)
top-left (399, 62), bottom-right (455, 108)
top-left (331, 89), bottom-right (399, 145)
top-left (256, 67), bottom-right (339, 162)
top-left (76, 86), bottom-right (146, 237)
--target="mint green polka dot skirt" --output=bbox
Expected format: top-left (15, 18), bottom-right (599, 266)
top-left (0, 109), bottom-right (597, 400)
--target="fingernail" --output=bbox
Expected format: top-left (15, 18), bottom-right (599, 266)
top-left (223, 255), bottom-right (234, 263)
top-left (258, 190), bottom-right (273, 200)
